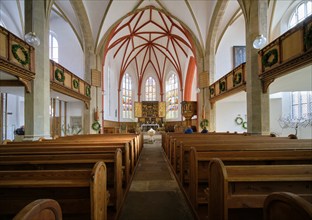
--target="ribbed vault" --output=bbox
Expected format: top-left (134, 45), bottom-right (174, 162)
top-left (106, 6), bottom-right (196, 96)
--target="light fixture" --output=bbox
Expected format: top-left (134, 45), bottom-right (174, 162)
top-left (252, 34), bottom-right (267, 49)
top-left (24, 32), bottom-right (40, 46)
top-left (196, 88), bottom-right (200, 93)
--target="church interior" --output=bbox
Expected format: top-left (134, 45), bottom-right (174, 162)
top-left (0, 0), bottom-right (311, 219)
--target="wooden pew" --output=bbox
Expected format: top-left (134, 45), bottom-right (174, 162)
top-left (5, 133), bottom-right (142, 178)
top-left (177, 140), bottom-right (312, 182)
top-left (53, 133), bottom-right (143, 161)
top-left (188, 147), bottom-right (312, 208)
top-left (208, 159), bottom-right (312, 220)
top-left (0, 148), bottom-right (123, 212)
top-left (263, 192), bottom-right (312, 220)
top-left (13, 199), bottom-right (62, 220)
top-left (1, 142), bottom-right (132, 185)
top-left (0, 161), bottom-right (108, 220)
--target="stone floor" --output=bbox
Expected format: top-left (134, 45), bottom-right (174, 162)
top-left (117, 134), bottom-right (197, 220)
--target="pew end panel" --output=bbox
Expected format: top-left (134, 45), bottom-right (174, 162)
top-left (208, 158), bottom-right (228, 220)
top-left (13, 199), bottom-right (62, 220)
top-left (90, 161), bottom-right (107, 220)
top-left (263, 192), bottom-right (312, 220)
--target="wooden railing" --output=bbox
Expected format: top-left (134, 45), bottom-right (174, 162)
top-left (209, 62), bottom-right (246, 103)
top-left (50, 60), bottom-right (91, 108)
top-left (258, 15), bottom-right (312, 92)
top-left (0, 26), bottom-right (35, 92)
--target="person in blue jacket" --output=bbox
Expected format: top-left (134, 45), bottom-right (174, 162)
top-left (184, 126), bottom-right (193, 134)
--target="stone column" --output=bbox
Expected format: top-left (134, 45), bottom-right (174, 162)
top-left (242, 0), bottom-right (270, 135)
top-left (196, 54), bottom-right (210, 131)
top-left (84, 49), bottom-right (97, 134)
top-left (24, 0), bottom-right (51, 140)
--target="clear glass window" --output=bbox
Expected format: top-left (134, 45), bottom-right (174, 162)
top-left (122, 73), bottom-right (133, 119)
top-left (288, 1), bottom-right (312, 29)
top-left (49, 32), bottom-right (58, 63)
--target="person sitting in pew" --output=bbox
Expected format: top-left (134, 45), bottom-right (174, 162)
top-left (201, 127), bottom-right (208, 133)
top-left (184, 126), bottom-right (193, 134)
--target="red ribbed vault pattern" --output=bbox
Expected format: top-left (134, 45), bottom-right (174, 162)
top-left (106, 6), bottom-right (195, 96)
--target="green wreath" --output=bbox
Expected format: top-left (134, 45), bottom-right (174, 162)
top-left (235, 116), bottom-right (243, 125)
top-left (219, 81), bottom-right (226, 92)
top-left (12, 44), bottom-right (30, 66)
top-left (210, 87), bottom-right (214, 96)
top-left (304, 26), bottom-right (312, 50)
top-left (73, 79), bottom-right (79, 89)
top-left (233, 72), bottom-right (242, 86)
top-left (262, 49), bottom-right (278, 68)
top-left (242, 121), bottom-right (247, 129)
top-left (86, 86), bottom-right (91, 97)
top-left (92, 121), bottom-right (101, 131)
top-left (55, 69), bottom-right (65, 82)
top-left (200, 119), bottom-right (209, 129)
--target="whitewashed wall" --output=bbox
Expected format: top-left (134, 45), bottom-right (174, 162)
top-left (215, 15), bottom-right (246, 82)
top-left (215, 92), bottom-right (247, 133)
top-left (50, 12), bottom-right (84, 79)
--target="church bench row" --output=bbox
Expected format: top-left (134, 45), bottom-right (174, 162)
top-left (5, 133), bottom-right (142, 177)
top-left (177, 141), bottom-right (312, 182)
top-left (208, 159), bottom-right (312, 220)
top-left (13, 199), bottom-right (62, 220)
top-left (2, 141), bottom-right (133, 184)
top-left (163, 133), bottom-right (292, 162)
top-left (0, 149), bottom-right (123, 212)
top-left (188, 147), bottom-right (312, 208)
top-left (52, 133), bottom-right (143, 160)
top-left (0, 161), bottom-right (108, 220)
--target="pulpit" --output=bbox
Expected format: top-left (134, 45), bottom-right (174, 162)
top-left (181, 101), bottom-right (197, 127)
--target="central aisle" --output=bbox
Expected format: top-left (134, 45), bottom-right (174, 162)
top-left (118, 134), bottom-right (197, 220)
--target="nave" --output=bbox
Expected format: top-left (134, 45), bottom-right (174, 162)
top-left (118, 134), bottom-right (197, 220)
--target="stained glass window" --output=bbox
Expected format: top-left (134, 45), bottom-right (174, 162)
top-left (122, 73), bottom-right (133, 119)
top-left (166, 73), bottom-right (179, 119)
top-left (145, 77), bottom-right (156, 101)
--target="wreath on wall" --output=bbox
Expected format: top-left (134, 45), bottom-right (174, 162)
top-left (304, 25), bottom-right (312, 50)
top-left (235, 115), bottom-right (247, 130)
top-left (233, 72), bottom-right (242, 86)
top-left (12, 44), bottom-right (30, 66)
top-left (73, 79), bottom-right (79, 89)
top-left (86, 86), bottom-right (91, 97)
top-left (262, 48), bottom-right (278, 68)
top-left (235, 116), bottom-right (243, 125)
top-left (200, 119), bottom-right (209, 129)
top-left (242, 121), bottom-right (247, 129)
top-left (92, 121), bottom-right (101, 131)
top-left (219, 81), bottom-right (226, 92)
top-left (55, 69), bottom-right (65, 82)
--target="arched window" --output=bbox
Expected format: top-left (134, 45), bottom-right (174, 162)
top-left (166, 73), bottom-right (179, 119)
top-left (122, 73), bottom-right (133, 119)
top-left (49, 31), bottom-right (58, 62)
top-left (289, 0), bottom-right (312, 29)
top-left (145, 76), bottom-right (156, 101)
